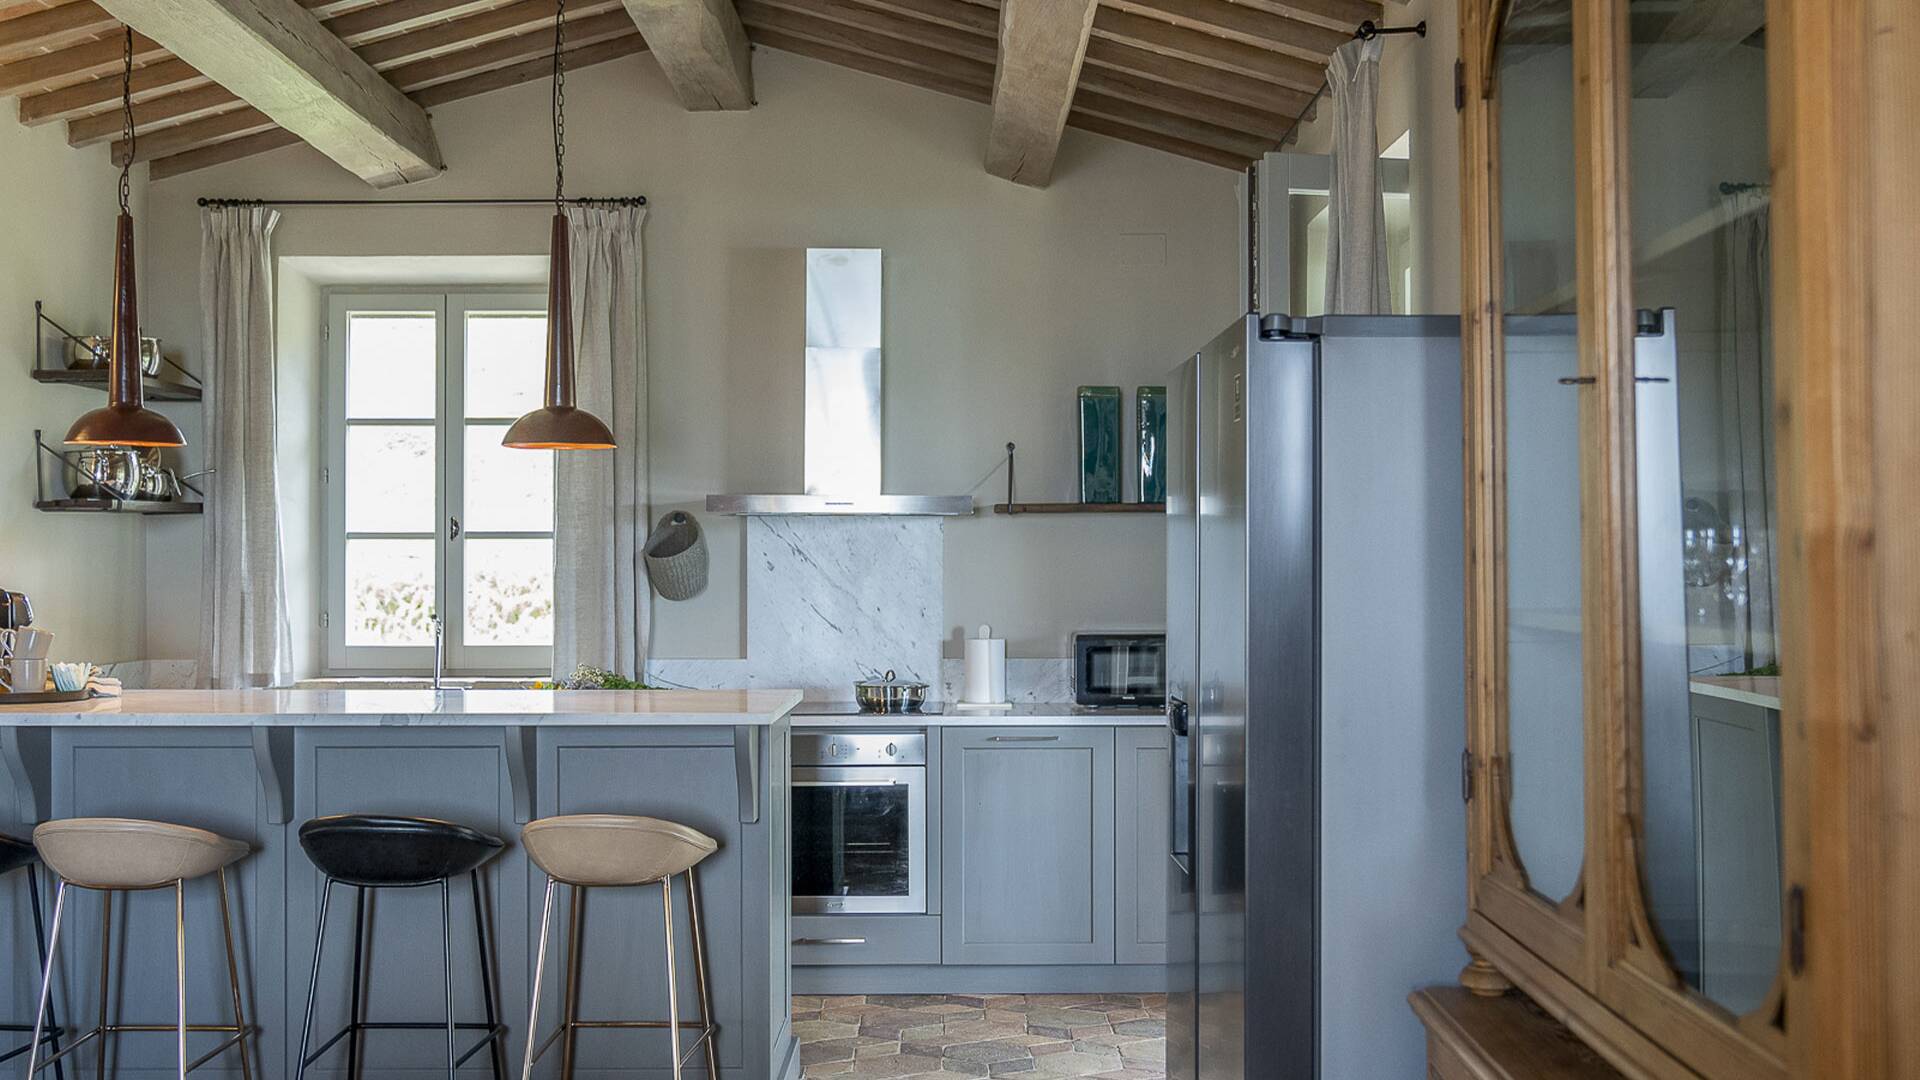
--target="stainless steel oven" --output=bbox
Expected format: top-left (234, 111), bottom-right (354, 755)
top-left (791, 731), bottom-right (928, 914)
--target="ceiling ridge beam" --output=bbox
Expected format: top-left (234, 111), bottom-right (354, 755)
top-left (619, 0), bottom-right (752, 109)
top-left (984, 0), bottom-right (1097, 186)
top-left (94, 0), bottom-right (444, 185)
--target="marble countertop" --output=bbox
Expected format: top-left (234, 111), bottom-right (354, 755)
top-left (0, 688), bottom-right (802, 727)
top-left (791, 703), bottom-right (1166, 728)
top-left (1688, 675), bottom-right (1782, 710)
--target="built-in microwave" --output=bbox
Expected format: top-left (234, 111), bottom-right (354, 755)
top-left (1073, 632), bottom-right (1167, 708)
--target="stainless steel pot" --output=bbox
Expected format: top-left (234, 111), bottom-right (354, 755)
top-left (66, 335), bottom-right (161, 375)
top-left (63, 447), bottom-right (141, 500)
top-left (854, 669), bottom-right (928, 713)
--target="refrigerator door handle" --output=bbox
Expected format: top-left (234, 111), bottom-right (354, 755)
top-left (1168, 694), bottom-right (1193, 874)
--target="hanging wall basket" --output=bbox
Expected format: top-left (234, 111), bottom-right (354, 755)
top-left (644, 511), bottom-right (708, 601)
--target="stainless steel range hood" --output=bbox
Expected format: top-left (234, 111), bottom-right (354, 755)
top-left (706, 248), bottom-right (973, 516)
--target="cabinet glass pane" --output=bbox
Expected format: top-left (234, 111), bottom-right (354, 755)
top-left (1498, 0), bottom-right (1585, 903)
top-left (346, 313), bottom-right (437, 420)
top-left (1629, 0), bottom-right (1780, 1016)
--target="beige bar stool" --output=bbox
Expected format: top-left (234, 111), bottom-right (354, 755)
top-left (519, 815), bottom-right (720, 1080)
top-left (25, 818), bottom-right (255, 1080)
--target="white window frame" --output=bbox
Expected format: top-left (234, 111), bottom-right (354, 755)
top-left (323, 288), bottom-right (553, 675)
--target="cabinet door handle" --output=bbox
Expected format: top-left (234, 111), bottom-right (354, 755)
top-left (986, 735), bottom-right (1059, 742)
top-left (793, 937), bottom-right (867, 946)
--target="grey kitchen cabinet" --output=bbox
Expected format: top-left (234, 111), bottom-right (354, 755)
top-left (791, 914), bottom-right (942, 966)
top-left (1114, 726), bottom-right (1171, 965)
top-left (941, 727), bottom-right (1116, 965)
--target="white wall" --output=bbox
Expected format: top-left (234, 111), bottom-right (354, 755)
top-left (139, 48), bottom-right (1242, 670)
top-left (0, 120), bottom-right (165, 666)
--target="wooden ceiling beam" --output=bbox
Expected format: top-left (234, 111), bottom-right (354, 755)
top-left (1076, 63), bottom-right (1292, 141)
top-left (984, 0), bottom-right (1097, 186)
top-left (618, 0), bottom-right (751, 109)
top-left (1090, 6), bottom-right (1326, 92)
top-left (1103, 0), bottom-right (1353, 62)
top-left (1071, 86), bottom-right (1271, 160)
top-left (840, 0), bottom-right (994, 36)
top-left (18, 54), bottom-right (202, 123)
top-left (93, 0), bottom-right (443, 185)
top-left (146, 30), bottom-right (644, 177)
top-left (1066, 109), bottom-right (1246, 169)
top-left (0, 28), bottom-right (163, 95)
top-left (738, 0), bottom-right (992, 82)
top-left (1230, 0), bottom-right (1381, 32)
top-left (0, 1), bottom-right (116, 63)
top-left (1083, 35), bottom-right (1311, 116)
top-left (755, 0), bottom-right (992, 63)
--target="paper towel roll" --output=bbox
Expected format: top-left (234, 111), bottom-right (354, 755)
top-left (962, 624), bottom-right (1007, 706)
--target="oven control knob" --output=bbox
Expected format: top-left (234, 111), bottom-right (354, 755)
top-left (885, 743), bottom-right (898, 757)
top-left (829, 743), bottom-right (842, 758)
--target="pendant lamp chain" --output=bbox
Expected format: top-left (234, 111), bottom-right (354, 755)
top-left (551, 0), bottom-right (565, 209)
top-left (119, 28), bottom-right (133, 214)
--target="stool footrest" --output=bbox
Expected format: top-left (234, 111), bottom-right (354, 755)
top-left (28, 1024), bottom-right (255, 1075)
top-left (0, 1025), bottom-right (64, 1066)
top-left (526, 1019), bottom-right (719, 1068)
top-left (301, 1021), bottom-right (507, 1070)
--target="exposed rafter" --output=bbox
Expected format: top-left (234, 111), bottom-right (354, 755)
top-left (984, 0), bottom-right (1096, 186)
top-left (92, 0), bottom-right (444, 185)
top-left (618, 0), bottom-right (752, 109)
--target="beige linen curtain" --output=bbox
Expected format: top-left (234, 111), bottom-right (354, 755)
top-left (552, 204), bottom-right (649, 679)
top-left (198, 206), bottom-right (292, 688)
top-left (1323, 36), bottom-right (1390, 315)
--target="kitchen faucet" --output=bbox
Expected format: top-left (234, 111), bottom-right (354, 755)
top-left (430, 613), bottom-right (445, 690)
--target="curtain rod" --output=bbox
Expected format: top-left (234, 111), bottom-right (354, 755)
top-left (1276, 20), bottom-right (1428, 151)
top-left (195, 195), bottom-right (646, 208)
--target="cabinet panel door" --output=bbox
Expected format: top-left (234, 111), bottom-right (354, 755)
top-left (941, 727), bottom-right (1115, 965)
top-left (1116, 727), bottom-right (1171, 965)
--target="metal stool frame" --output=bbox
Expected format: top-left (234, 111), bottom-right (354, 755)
top-left (520, 867), bottom-right (719, 1080)
top-left (295, 869), bottom-right (508, 1080)
top-left (25, 868), bottom-right (255, 1080)
top-left (0, 863), bottom-right (66, 1080)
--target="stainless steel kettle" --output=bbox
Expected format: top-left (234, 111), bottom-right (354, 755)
top-left (0, 590), bottom-right (33, 631)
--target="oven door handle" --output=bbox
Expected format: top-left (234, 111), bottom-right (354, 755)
top-left (794, 779), bottom-right (901, 787)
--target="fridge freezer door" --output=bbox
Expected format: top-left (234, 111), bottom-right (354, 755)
top-left (1166, 351), bottom-right (1199, 1080)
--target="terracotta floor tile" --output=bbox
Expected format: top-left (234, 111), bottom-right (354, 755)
top-left (795, 993), bottom-right (1166, 1080)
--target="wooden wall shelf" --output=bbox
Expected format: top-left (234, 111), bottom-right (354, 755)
top-left (993, 502), bottom-right (1166, 514)
top-left (30, 367), bottom-right (202, 402)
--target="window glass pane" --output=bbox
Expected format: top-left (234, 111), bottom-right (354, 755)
top-left (347, 313), bottom-right (437, 419)
top-left (345, 538), bottom-right (434, 646)
top-left (1629, 0), bottom-right (1780, 1017)
top-left (463, 424), bottom-right (553, 533)
top-left (465, 313), bottom-right (546, 419)
top-left (345, 426), bottom-right (435, 533)
top-left (464, 538), bottom-right (552, 646)
top-left (1497, 0), bottom-right (1584, 904)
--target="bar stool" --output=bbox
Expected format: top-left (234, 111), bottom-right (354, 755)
top-left (25, 818), bottom-right (255, 1079)
top-left (294, 814), bottom-right (508, 1080)
top-left (519, 814), bottom-right (720, 1080)
top-left (1, 834), bottom-right (63, 1080)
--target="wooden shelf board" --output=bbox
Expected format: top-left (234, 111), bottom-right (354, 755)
top-left (993, 502), bottom-right (1166, 514)
top-left (31, 368), bottom-right (202, 402)
top-left (35, 498), bottom-right (204, 515)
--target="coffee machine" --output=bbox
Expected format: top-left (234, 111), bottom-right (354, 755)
top-left (0, 588), bottom-right (31, 630)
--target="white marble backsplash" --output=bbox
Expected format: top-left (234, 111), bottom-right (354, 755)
top-left (646, 516), bottom-right (943, 700)
top-left (939, 657), bottom-right (1075, 703)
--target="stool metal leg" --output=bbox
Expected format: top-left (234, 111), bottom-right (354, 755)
top-left (660, 879), bottom-right (682, 1080)
top-left (24, 865), bottom-right (68, 1080)
top-left (295, 878), bottom-right (336, 1080)
top-left (684, 870), bottom-right (719, 1079)
top-left (95, 891), bottom-right (110, 1080)
top-left (520, 877), bottom-right (557, 1080)
top-left (346, 886), bottom-right (367, 1080)
top-left (470, 871), bottom-right (506, 1080)
top-left (174, 879), bottom-right (187, 1080)
top-left (440, 878), bottom-right (455, 1080)
top-left (215, 868), bottom-right (253, 1080)
top-left (559, 886), bottom-right (584, 1080)
top-left (24, 879), bottom-right (67, 1079)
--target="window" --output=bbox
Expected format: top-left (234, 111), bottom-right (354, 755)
top-left (324, 291), bottom-right (554, 674)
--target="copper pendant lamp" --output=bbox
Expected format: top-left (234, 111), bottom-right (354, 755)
top-left (66, 29), bottom-right (184, 449)
top-left (502, 0), bottom-right (614, 451)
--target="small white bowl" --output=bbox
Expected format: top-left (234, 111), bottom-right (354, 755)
top-left (50, 662), bottom-right (91, 693)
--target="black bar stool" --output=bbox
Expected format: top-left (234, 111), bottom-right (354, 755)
top-left (518, 814), bottom-right (721, 1080)
top-left (294, 814), bottom-right (508, 1080)
top-left (0, 834), bottom-right (63, 1080)
top-left (26, 818), bottom-right (255, 1080)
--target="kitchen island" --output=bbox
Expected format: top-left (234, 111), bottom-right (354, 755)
top-left (0, 689), bottom-right (800, 1080)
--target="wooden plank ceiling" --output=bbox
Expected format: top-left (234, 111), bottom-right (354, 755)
top-left (0, 0), bottom-right (1379, 183)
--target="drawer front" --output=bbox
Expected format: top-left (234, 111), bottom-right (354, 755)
top-left (792, 914), bottom-right (943, 966)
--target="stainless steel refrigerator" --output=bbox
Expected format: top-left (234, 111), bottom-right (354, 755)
top-left (1165, 313), bottom-right (1468, 1080)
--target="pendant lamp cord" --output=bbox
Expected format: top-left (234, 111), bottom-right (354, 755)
top-left (551, 0), bottom-right (565, 211)
top-left (119, 27), bottom-right (133, 213)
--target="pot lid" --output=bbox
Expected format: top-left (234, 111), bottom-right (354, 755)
top-left (855, 669), bottom-right (927, 690)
